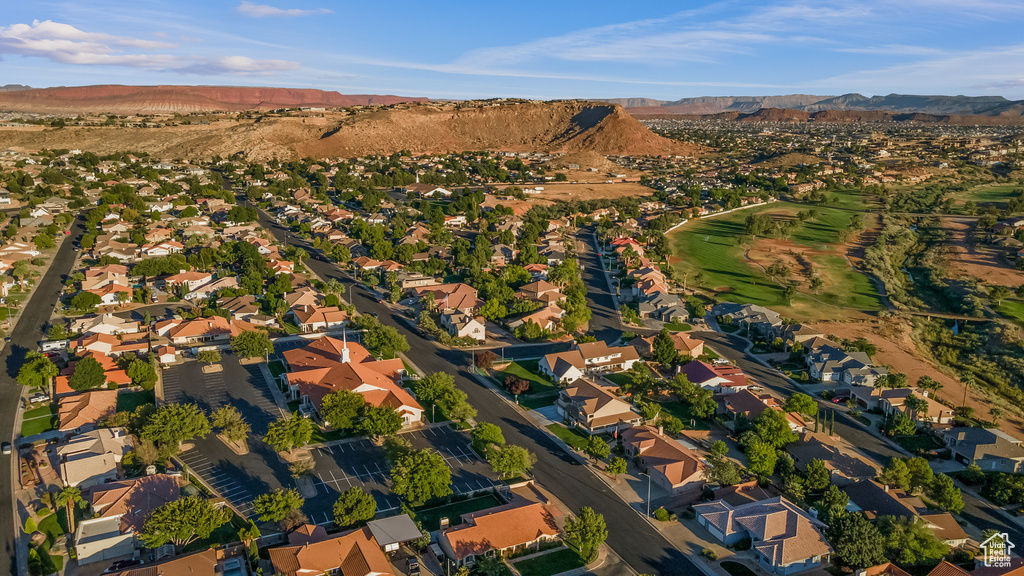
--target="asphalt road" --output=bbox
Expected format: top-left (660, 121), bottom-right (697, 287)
top-left (250, 208), bottom-right (704, 576)
top-left (692, 330), bottom-right (1024, 547)
top-left (1, 215), bottom-right (87, 575)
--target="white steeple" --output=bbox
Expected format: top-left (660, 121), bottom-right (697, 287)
top-left (340, 330), bottom-right (350, 364)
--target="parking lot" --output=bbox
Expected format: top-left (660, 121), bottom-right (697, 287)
top-left (304, 425), bottom-right (504, 524)
top-left (163, 356), bottom-right (289, 518)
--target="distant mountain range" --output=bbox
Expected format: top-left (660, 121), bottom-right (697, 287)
top-left (598, 93), bottom-right (1024, 118)
top-left (0, 85), bottom-right (428, 114)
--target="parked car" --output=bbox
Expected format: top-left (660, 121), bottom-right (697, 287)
top-left (29, 393), bottom-right (49, 404)
top-left (1, 443), bottom-right (11, 455)
top-left (104, 559), bottom-right (142, 573)
top-left (832, 395), bottom-right (851, 404)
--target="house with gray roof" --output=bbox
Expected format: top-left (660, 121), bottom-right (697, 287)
top-left (942, 427), bottom-right (1024, 472)
top-left (638, 292), bottom-right (688, 322)
top-left (712, 303), bottom-right (783, 339)
top-left (805, 345), bottom-right (886, 385)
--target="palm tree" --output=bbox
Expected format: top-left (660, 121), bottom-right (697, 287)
top-left (55, 486), bottom-right (82, 534)
top-left (904, 395), bottom-right (929, 423)
top-left (990, 407), bottom-right (1003, 425)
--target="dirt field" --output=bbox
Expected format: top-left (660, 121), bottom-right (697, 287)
top-left (746, 238), bottom-right (832, 287)
top-left (807, 319), bottom-right (1024, 439)
top-left (531, 181), bottom-right (652, 202)
top-left (944, 216), bottom-right (1024, 286)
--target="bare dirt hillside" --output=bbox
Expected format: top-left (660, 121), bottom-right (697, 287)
top-left (0, 85), bottom-right (427, 114)
top-left (0, 101), bottom-right (694, 161)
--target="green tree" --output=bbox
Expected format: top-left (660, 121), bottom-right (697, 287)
top-left (71, 291), bottom-right (102, 310)
top-left (364, 325), bottom-right (409, 359)
top-left (878, 515), bottom-right (949, 567)
top-left (805, 458), bottom-right (831, 491)
top-left (68, 355), bottom-right (107, 391)
top-left (704, 456), bottom-right (742, 486)
top-left (196, 349), bottom-right (221, 365)
top-left (264, 414), bottom-right (314, 452)
top-left (33, 234), bottom-right (55, 249)
top-left (658, 414), bottom-right (684, 435)
top-left (140, 495), bottom-right (232, 550)
top-left (48, 323), bottom-right (68, 340)
top-left (565, 507), bottom-right (607, 563)
top-left (745, 439), bottom-right (778, 477)
top-left (358, 405), bottom-right (403, 439)
top-left (819, 484), bottom-right (849, 521)
top-left (754, 408), bottom-right (797, 448)
top-left (333, 487), bottom-right (377, 528)
top-left (142, 403), bottom-right (211, 450)
top-left (607, 457), bottom-right (628, 479)
top-left (471, 422), bottom-right (505, 453)
top-left (390, 448), bottom-right (452, 505)
top-left (905, 457), bottom-right (934, 492)
top-left (212, 405), bottom-right (250, 442)
top-left (253, 488), bottom-right (305, 524)
top-left (584, 436), bottom-right (610, 460)
top-left (414, 372), bottom-right (455, 404)
top-left (487, 444), bottom-right (536, 479)
top-left (784, 393), bottom-right (817, 415)
top-left (710, 440), bottom-right (729, 458)
top-left (928, 474), bottom-right (964, 514)
top-left (879, 458), bottom-right (911, 491)
top-left (16, 352), bottom-right (58, 390)
top-left (231, 329), bottom-right (274, 358)
top-left (126, 358), bottom-right (157, 389)
top-left (827, 512), bottom-right (887, 568)
top-left (55, 486), bottom-right (82, 534)
top-left (652, 328), bottom-right (678, 368)
top-left (320, 389), bottom-right (364, 429)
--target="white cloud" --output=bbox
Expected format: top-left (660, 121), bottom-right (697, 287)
top-left (0, 19), bottom-right (300, 75)
top-left (236, 2), bottom-right (332, 18)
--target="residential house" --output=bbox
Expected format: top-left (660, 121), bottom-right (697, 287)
top-left (844, 480), bottom-right (969, 546)
top-left (396, 271), bottom-right (439, 291)
top-left (712, 303), bottom-right (784, 339)
top-left (58, 389), bottom-right (120, 433)
top-left (218, 294), bottom-right (260, 320)
top-left (516, 280), bottom-right (563, 304)
top-left (693, 496), bottom-right (832, 574)
top-left (440, 312), bottom-right (487, 343)
top-left (806, 345), bottom-right (887, 385)
top-left (556, 379), bottom-right (643, 434)
top-left (105, 550), bottom-right (222, 576)
top-left (622, 425), bottom-right (706, 496)
top-left (156, 316), bottom-right (252, 346)
top-left (76, 474), bottom-right (180, 564)
top-left (539, 341), bottom-right (641, 383)
top-left (786, 432), bottom-right (881, 486)
top-left (439, 501), bottom-right (560, 567)
top-left (58, 428), bottom-right (130, 488)
top-left (414, 283), bottom-right (481, 314)
top-left (139, 240), bottom-right (184, 257)
top-left (70, 314), bottom-right (140, 336)
top-left (289, 305), bottom-right (349, 333)
top-left (721, 390), bottom-right (806, 431)
top-left (631, 333), bottom-right (704, 359)
top-left (782, 325), bottom-right (826, 350)
top-left (638, 292), bottom-right (688, 322)
top-left (269, 526), bottom-right (395, 576)
top-left (506, 304), bottom-right (566, 333)
top-left (875, 388), bottom-right (953, 425)
top-left (186, 276), bottom-right (239, 300)
top-left (164, 270), bottom-right (214, 293)
top-left (941, 428), bottom-right (1024, 472)
top-left (284, 286), bottom-right (323, 309)
top-left (72, 333), bottom-right (149, 357)
top-left (283, 336), bottom-right (422, 427)
top-left (680, 360), bottom-right (750, 394)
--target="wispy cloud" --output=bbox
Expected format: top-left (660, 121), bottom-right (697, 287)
top-left (236, 2), bottom-right (332, 18)
top-left (0, 19), bottom-right (299, 75)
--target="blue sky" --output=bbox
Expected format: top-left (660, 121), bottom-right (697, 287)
top-left (3, 0), bottom-right (1024, 100)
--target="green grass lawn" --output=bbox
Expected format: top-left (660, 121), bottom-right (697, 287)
top-left (311, 428), bottom-right (352, 444)
top-left (268, 360), bottom-right (287, 378)
top-left (514, 548), bottom-right (586, 576)
top-left (997, 299), bottom-right (1024, 325)
top-left (518, 394), bottom-right (558, 411)
top-left (415, 494), bottom-right (503, 532)
top-left (21, 417), bottom-right (56, 437)
top-left (892, 433), bottom-right (942, 455)
top-left (23, 406), bottom-right (52, 420)
top-left (669, 200), bottom-right (883, 319)
top-left (956, 183), bottom-right (1020, 207)
top-left (664, 322), bottom-right (692, 331)
top-left (493, 360), bottom-right (558, 395)
top-left (656, 401), bottom-right (710, 430)
top-left (604, 373), bottom-right (632, 388)
top-left (545, 423), bottom-right (590, 450)
top-left (116, 390), bottom-right (155, 413)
